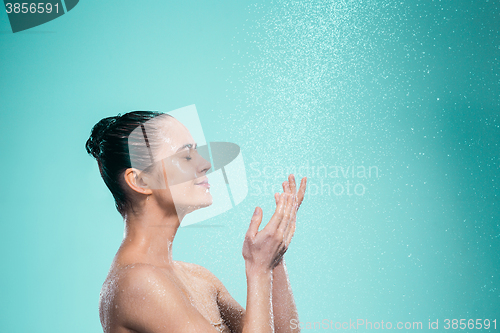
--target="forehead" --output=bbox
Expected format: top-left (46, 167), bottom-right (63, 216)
top-left (154, 116), bottom-right (195, 158)
top-left (128, 115), bottom-right (195, 171)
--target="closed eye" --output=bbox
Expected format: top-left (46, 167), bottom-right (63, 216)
top-left (176, 143), bottom-right (198, 153)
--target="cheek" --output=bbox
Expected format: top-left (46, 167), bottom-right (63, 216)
top-left (169, 182), bottom-right (196, 202)
top-left (164, 160), bottom-right (198, 187)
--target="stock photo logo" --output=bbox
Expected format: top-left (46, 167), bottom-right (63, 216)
top-left (135, 105), bottom-right (248, 227)
top-left (3, 0), bottom-right (79, 33)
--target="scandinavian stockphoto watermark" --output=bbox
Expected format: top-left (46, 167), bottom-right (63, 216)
top-left (290, 318), bottom-right (497, 330)
top-left (290, 319), bottom-right (423, 330)
top-left (249, 161), bottom-right (379, 198)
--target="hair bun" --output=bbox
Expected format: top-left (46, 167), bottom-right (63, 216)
top-left (85, 116), bottom-right (118, 159)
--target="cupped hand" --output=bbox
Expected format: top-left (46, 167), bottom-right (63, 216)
top-left (242, 175), bottom-right (307, 273)
top-left (242, 191), bottom-right (298, 273)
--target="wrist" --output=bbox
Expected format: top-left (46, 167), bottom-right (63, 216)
top-left (245, 262), bottom-right (273, 279)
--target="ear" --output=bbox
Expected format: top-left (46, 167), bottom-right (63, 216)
top-left (123, 168), bottom-right (154, 195)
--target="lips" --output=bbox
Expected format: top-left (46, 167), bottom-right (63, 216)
top-left (195, 179), bottom-right (210, 189)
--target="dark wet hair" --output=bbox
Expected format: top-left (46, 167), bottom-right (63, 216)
top-left (85, 111), bottom-right (168, 216)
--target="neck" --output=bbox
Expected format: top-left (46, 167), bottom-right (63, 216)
top-left (121, 197), bottom-right (185, 267)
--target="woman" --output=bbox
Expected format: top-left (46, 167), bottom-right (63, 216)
top-left (85, 111), bottom-right (307, 333)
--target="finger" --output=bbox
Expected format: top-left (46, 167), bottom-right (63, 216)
top-left (285, 198), bottom-right (298, 246)
top-left (246, 207), bottom-right (263, 237)
top-left (282, 181), bottom-right (290, 194)
top-left (277, 193), bottom-right (295, 234)
top-left (289, 174), bottom-right (297, 194)
top-left (283, 192), bottom-right (296, 228)
top-left (282, 194), bottom-right (296, 242)
top-left (297, 177), bottom-right (307, 209)
top-left (274, 192), bottom-right (279, 206)
top-left (284, 219), bottom-right (296, 248)
top-left (264, 193), bottom-right (287, 232)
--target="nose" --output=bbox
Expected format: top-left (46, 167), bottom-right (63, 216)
top-left (196, 152), bottom-right (212, 175)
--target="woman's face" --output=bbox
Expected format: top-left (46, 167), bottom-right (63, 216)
top-left (147, 117), bottom-right (212, 216)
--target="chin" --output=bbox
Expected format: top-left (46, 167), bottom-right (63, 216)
top-left (199, 192), bottom-right (213, 207)
top-left (180, 192), bottom-right (213, 213)
top-left (195, 187), bottom-right (213, 207)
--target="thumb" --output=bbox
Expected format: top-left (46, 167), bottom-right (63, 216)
top-left (247, 207), bottom-right (262, 237)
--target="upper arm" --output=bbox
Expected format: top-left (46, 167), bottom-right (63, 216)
top-left (217, 280), bottom-right (246, 333)
top-left (112, 265), bottom-right (220, 333)
top-left (197, 266), bottom-right (246, 333)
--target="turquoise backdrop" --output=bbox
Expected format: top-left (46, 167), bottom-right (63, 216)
top-left (0, 0), bottom-right (498, 332)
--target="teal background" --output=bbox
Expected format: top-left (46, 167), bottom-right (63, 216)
top-left (0, 0), bottom-right (498, 332)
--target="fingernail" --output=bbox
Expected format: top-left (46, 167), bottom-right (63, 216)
top-left (253, 207), bottom-right (258, 216)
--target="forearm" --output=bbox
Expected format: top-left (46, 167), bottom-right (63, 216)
top-left (242, 266), bottom-right (274, 333)
top-left (272, 259), bottom-right (300, 333)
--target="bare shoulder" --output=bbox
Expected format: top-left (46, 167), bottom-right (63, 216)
top-left (100, 264), bottom-right (169, 310)
top-left (102, 263), bottom-right (172, 294)
top-left (99, 263), bottom-right (195, 333)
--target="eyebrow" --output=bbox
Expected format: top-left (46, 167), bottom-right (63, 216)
top-left (176, 143), bottom-right (197, 153)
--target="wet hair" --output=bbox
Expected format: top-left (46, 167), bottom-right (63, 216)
top-left (85, 111), bottom-right (171, 216)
